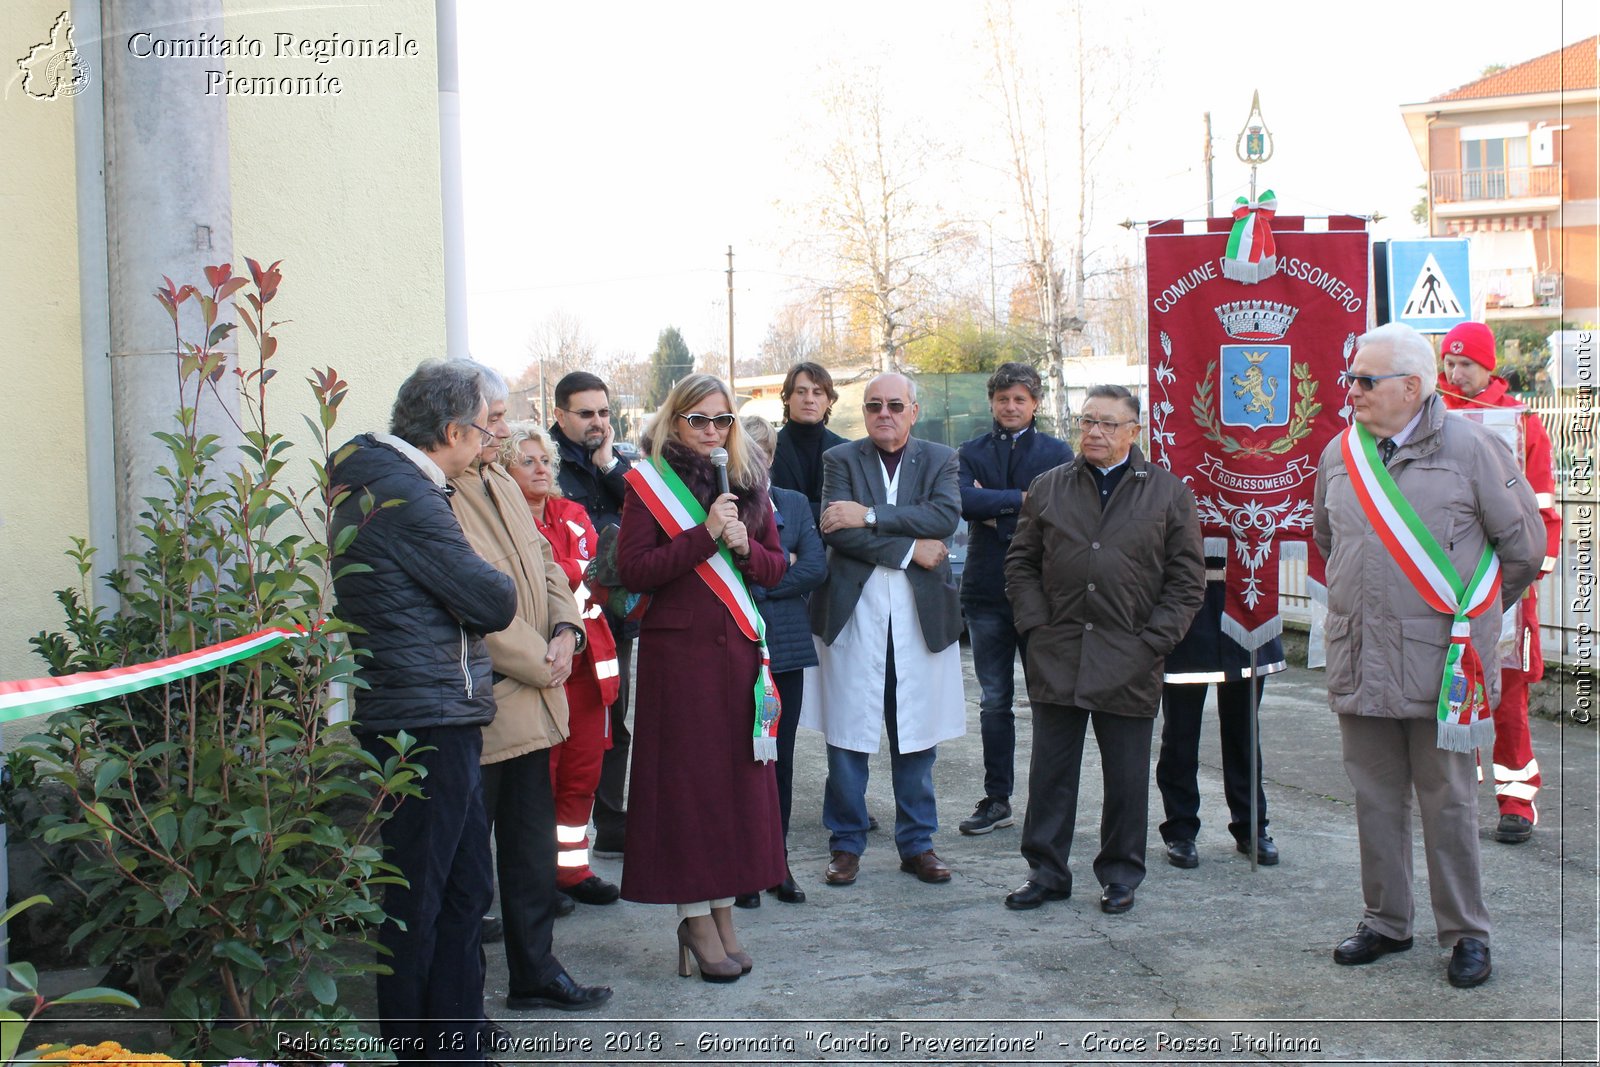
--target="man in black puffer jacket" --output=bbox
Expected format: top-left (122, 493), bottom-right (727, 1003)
top-left (332, 359), bottom-right (517, 1065)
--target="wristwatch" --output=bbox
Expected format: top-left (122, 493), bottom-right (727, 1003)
top-left (553, 622), bottom-right (587, 654)
top-left (864, 507), bottom-right (877, 528)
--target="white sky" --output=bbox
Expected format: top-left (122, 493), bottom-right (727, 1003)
top-left (457, 0), bottom-right (1596, 377)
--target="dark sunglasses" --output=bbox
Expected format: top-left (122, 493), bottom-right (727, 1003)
top-left (561, 406), bottom-right (611, 419)
top-left (1338, 371), bottom-right (1413, 391)
top-left (678, 413), bottom-right (736, 430)
top-left (863, 399), bottom-right (908, 413)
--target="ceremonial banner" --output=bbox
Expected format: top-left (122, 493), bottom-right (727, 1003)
top-left (1146, 213), bottom-right (1369, 649)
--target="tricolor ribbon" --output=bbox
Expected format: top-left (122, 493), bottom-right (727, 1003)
top-left (0, 626), bottom-right (304, 724)
top-left (1222, 190), bottom-right (1279, 283)
top-left (625, 460), bottom-right (780, 762)
top-left (1341, 425), bottom-right (1502, 752)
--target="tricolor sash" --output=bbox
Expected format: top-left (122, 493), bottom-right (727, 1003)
top-left (1341, 425), bottom-right (1502, 752)
top-left (0, 626), bottom-right (304, 723)
top-left (625, 459), bottom-right (780, 762)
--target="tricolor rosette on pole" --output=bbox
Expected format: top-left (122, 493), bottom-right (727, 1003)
top-left (1222, 190), bottom-right (1279, 283)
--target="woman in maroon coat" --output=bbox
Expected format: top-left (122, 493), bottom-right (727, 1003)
top-left (616, 374), bottom-right (787, 983)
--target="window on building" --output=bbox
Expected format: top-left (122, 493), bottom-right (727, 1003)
top-left (1459, 122), bottom-right (1531, 198)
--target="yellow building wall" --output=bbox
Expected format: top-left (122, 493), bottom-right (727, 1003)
top-left (0, 2), bottom-right (89, 688)
top-left (0, 0), bottom-right (446, 688)
top-left (222, 0), bottom-right (446, 439)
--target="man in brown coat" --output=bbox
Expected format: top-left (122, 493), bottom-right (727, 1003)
top-left (1002, 384), bottom-right (1206, 915)
top-left (450, 363), bottom-right (612, 1014)
top-left (1313, 323), bottom-right (1544, 989)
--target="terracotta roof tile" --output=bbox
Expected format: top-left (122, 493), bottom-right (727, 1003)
top-left (1433, 36), bottom-right (1597, 100)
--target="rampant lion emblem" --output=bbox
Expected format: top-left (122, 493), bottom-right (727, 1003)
top-left (1231, 350), bottom-right (1278, 423)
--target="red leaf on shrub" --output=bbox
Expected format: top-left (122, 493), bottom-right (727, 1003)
top-left (258, 260), bottom-right (284, 303)
top-left (245, 256), bottom-right (265, 287)
top-left (261, 334), bottom-right (278, 360)
top-left (217, 277), bottom-right (248, 302)
top-left (204, 264), bottom-right (232, 291)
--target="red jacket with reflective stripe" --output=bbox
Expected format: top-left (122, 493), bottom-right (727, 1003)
top-left (536, 495), bottom-right (622, 705)
top-left (1438, 375), bottom-right (1559, 679)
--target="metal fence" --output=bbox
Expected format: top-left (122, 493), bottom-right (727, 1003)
top-left (1525, 398), bottom-right (1595, 480)
top-left (1278, 489), bottom-right (1596, 669)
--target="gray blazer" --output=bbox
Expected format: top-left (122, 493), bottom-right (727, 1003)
top-left (809, 436), bottom-right (963, 653)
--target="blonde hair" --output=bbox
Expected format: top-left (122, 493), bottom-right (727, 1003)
top-left (643, 374), bottom-right (766, 489)
top-left (498, 422), bottom-right (563, 497)
top-left (740, 414), bottom-right (776, 463)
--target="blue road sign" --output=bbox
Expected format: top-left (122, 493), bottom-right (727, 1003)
top-left (1387, 239), bottom-right (1471, 333)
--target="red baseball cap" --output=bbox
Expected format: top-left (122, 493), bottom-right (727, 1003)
top-left (1441, 321), bottom-right (1495, 371)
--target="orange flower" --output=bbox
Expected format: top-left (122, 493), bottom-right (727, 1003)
top-left (36, 1040), bottom-right (200, 1067)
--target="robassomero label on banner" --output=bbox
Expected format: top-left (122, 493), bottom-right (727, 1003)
top-left (1146, 210), bottom-right (1369, 650)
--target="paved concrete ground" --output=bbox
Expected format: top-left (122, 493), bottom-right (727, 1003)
top-left (479, 644), bottom-right (1599, 1066)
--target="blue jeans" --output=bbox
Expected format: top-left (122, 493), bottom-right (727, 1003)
top-left (964, 601), bottom-right (1025, 801)
top-left (823, 634), bottom-right (938, 858)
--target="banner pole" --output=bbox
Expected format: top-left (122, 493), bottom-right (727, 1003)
top-left (1248, 642), bottom-right (1260, 872)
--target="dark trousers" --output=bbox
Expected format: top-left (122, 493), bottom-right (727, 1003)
top-left (964, 600), bottom-right (1026, 800)
top-left (593, 635), bottom-right (632, 840)
top-left (773, 668), bottom-right (804, 840)
top-left (1156, 677), bottom-right (1269, 845)
top-left (480, 749), bottom-right (562, 995)
top-left (359, 725), bottom-right (493, 1065)
top-left (1020, 703), bottom-right (1155, 892)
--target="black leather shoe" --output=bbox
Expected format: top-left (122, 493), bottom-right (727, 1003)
top-left (561, 874), bottom-right (620, 906)
top-left (1165, 840), bottom-right (1199, 869)
top-left (554, 893), bottom-right (575, 918)
top-left (1447, 937), bottom-right (1491, 987)
top-left (1236, 835), bottom-right (1279, 865)
top-left (733, 892), bottom-right (761, 909)
top-left (1494, 813), bottom-right (1533, 843)
top-left (1004, 879), bottom-right (1070, 910)
top-left (1099, 883), bottom-right (1135, 914)
top-left (506, 971), bottom-right (614, 1012)
top-left (1333, 923), bottom-right (1413, 965)
top-left (481, 914), bottom-right (504, 943)
top-left (768, 870), bottom-right (806, 904)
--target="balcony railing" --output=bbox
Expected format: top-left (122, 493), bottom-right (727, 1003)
top-left (1432, 164), bottom-right (1563, 203)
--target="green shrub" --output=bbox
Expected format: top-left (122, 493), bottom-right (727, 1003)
top-left (4, 261), bottom-right (421, 1057)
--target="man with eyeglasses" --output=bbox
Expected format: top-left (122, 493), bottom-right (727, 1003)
top-left (807, 373), bottom-right (965, 887)
top-left (1313, 322), bottom-right (1543, 989)
top-left (1435, 321), bottom-right (1561, 845)
top-left (450, 364), bottom-right (612, 1013)
top-left (549, 372), bottom-right (635, 859)
top-left (956, 362), bottom-right (1073, 838)
top-left (331, 359), bottom-right (519, 1060)
top-left (1002, 384), bottom-right (1205, 917)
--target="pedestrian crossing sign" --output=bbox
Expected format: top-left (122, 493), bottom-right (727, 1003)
top-left (1387, 239), bottom-right (1471, 333)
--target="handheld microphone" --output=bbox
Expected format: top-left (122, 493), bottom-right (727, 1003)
top-left (709, 447), bottom-right (731, 497)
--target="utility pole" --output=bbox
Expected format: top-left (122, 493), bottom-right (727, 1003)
top-left (538, 351), bottom-right (548, 424)
top-left (1203, 111), bottom-right (1215, 218)
top-left (726, 246), bottom-right (736, 393)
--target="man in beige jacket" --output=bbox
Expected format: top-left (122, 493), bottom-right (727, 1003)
top-left (450, 363), bottom-right (612, 1015)
top-left (1313, 323), bottom-right (1544, 989)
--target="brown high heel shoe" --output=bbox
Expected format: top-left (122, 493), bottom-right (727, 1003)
top-left (676, 919), bottom-right (741, 983)
top-left (710, 906), bottom-right (753, 973)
